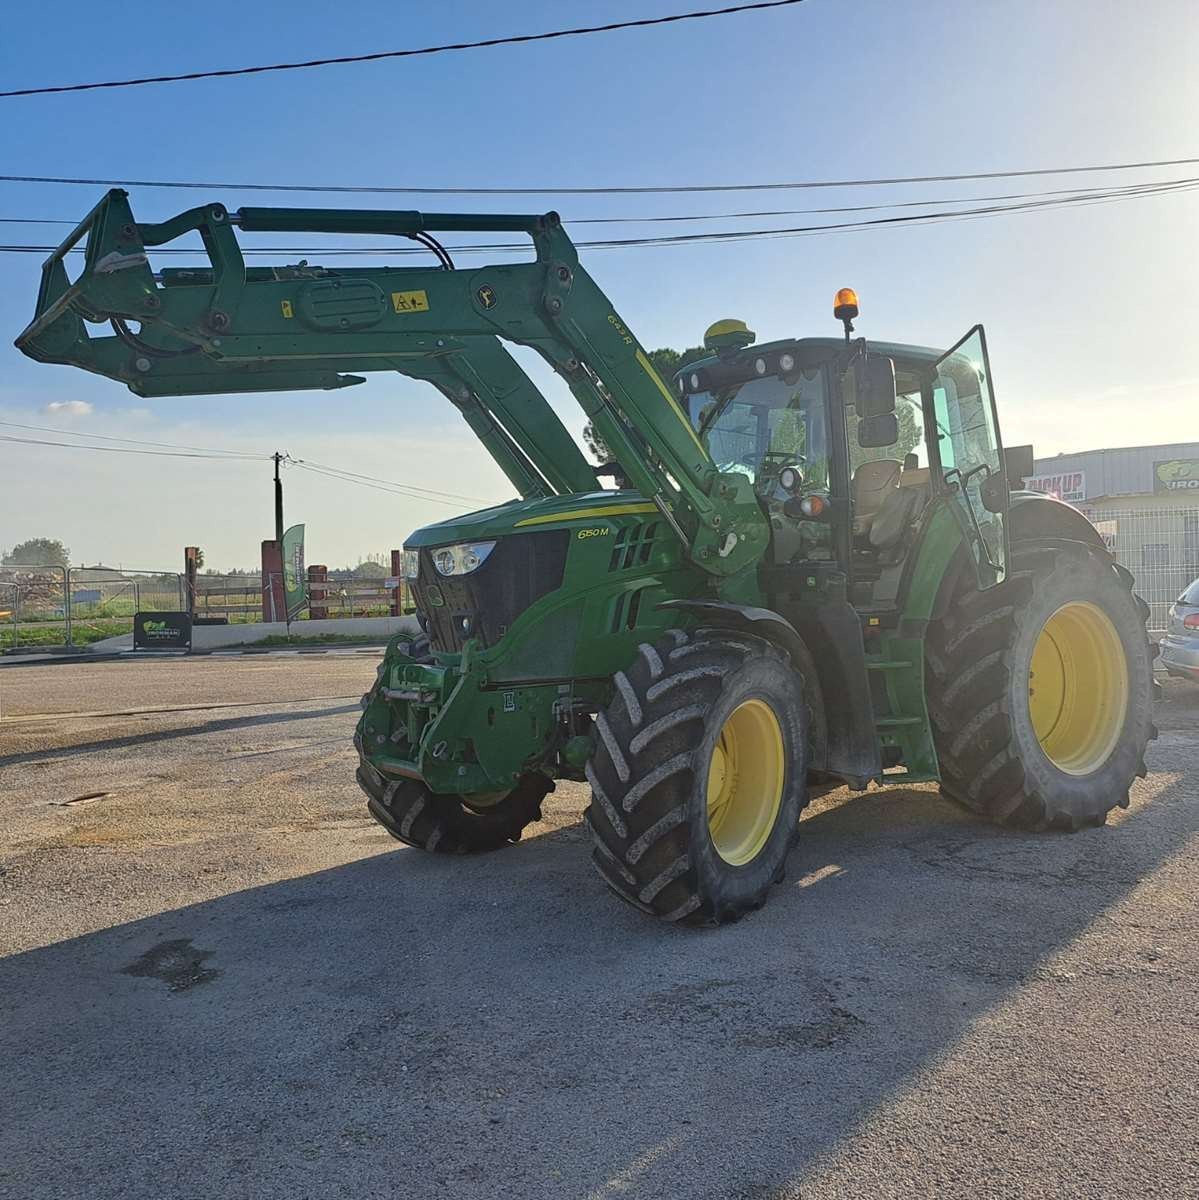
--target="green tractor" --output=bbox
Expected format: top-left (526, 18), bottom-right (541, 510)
top-left (17, 191), bottom-right (1156, 924)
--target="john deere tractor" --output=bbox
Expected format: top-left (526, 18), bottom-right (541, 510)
top-left (18, 191), bottom-right (1156, 924)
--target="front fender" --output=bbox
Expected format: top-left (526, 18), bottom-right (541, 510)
top-left (657, 598), bottom-right (809, 662)
top-left (657, 599), bottom-right (833, 775)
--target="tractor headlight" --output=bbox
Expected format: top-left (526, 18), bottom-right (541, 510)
top-left (431, 541), bottom-right (497, 577)
top-left (402, 549), bottom-right (420, 580)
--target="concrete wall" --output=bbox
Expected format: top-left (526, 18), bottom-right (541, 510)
top-left (90, 614), bottom-right (421, 653)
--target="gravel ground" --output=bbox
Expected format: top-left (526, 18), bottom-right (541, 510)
top-left (1, 658), bottom-right (1196, 1200)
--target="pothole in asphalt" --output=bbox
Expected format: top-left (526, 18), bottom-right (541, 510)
top-left (120, 938), bottom-right (220, 993)
top-left (54, 791), bottom-right (110, 807)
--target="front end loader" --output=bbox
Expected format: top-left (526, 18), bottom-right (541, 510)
top-left (17, 191), bottom-right (1157, 924)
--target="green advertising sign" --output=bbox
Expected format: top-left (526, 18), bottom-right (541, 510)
top-left (281, 523), bottom-right (307, 618)
top-left (1154, 459), bottom-right (1199, 494)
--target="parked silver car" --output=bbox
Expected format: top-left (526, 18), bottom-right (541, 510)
top-left (1160, 577), bottom-right (1199, 682)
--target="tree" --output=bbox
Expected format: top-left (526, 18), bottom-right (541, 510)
top-left (647, 345), bottom-right (707, 385)
top-left (352, 560), bottom-right (388, 579)
top-left (194, 548), bottom-right (205, 569)
top-left (846, 394), bottom-right (927, 479)
top-left (582, 345), bottom-right (708, 465)
top-left (3, 538), bottom-right (69, 568)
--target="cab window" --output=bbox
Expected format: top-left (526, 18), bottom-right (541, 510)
top-left (689, 370), bottom-right (829, 494)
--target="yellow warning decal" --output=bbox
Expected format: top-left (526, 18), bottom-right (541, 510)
top-left (635, 349), bottom-right (707, 457)
top-left (392, 290), bottom-right (430, 314)
top-left (280, 299), bottom-right (294, 318)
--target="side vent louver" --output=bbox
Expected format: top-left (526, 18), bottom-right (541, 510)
top-left (610, 586), bottom-right (648, 633)
top-left (608, 522), bottom-right (660, 572)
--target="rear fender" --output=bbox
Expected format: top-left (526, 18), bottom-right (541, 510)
top-left (1008, 492), bottom-right (1108, 553)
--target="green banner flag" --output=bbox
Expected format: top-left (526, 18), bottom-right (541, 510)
top-left (281, 523), bottom-right (307, 619)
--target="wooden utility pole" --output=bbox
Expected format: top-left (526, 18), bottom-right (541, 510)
top-left (273, 452), bottom-right (284, 547)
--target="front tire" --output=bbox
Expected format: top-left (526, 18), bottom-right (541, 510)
top-left (586, 630), bottom-right (809, 925)
top-left (356, 631), bottom-right (555, 853)
top-left (926, 542), bottom-right (1155, 830)
top-left (357, 762), bottom-right (553, 853)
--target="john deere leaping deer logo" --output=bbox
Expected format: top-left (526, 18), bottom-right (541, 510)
top-left (476, 284), bottom-right (498, 310)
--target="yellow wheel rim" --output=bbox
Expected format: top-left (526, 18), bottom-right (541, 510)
top-left (706, 699), bottom-right (785, 865)
top-left (1028, 601), bottom-right (1129, 776)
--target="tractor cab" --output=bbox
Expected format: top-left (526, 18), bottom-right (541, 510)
top-left (678, 305), bottom-right (1010, 614)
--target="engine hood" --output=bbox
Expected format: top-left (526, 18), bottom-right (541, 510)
top-left (404, 490), bottom-right (657, 548)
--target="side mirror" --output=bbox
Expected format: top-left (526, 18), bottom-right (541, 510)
top-left (1004, 444), bottom-right (1034, 489)
top-left (852, 354), bottom-right (897, 418)
top-left (858, 412), bottom-right (899, 448)
top-left (981, 471), bottom-right (1008, 514)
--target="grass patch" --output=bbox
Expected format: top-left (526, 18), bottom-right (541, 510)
top-left (1, 619), bottom-right (129, 650)
top-left (254, 633), bottom-right (387, 647)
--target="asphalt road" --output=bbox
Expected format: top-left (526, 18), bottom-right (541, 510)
top-left (1, 656), bottom-right (1196, 1200)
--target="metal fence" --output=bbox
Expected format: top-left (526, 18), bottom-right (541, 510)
top-left (0, 563), bottom-right (411, 650)
top-left (192, 573), bottom-right (271, 623)
top-left (0, 564), bottom-right (184, 650)
top-left (0, 564), bottom-right (68, 650)
top-left (309, 572), bottom-right (409, 619)
top-left (194, 571), bottom-right (410, 623)
top-left (1080, 505), bottom-right (1199, 631)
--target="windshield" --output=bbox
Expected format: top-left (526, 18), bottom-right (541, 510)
top-left (687, 370), bottom-right (829, 494)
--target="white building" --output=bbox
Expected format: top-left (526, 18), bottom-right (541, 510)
top-left (1030, 442), bottom-right (1199, 628)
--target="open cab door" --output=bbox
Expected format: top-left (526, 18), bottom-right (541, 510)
top-left (932, 325), bottom-right (1009, 588)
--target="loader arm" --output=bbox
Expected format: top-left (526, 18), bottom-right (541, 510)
top-left (15, 190), bottom-right (767, 576)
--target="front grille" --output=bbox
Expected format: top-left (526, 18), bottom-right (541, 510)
top-left (412, 531), bottom-right (570, 653)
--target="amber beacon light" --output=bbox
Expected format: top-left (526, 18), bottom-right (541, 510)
top-left (833, 288), bottom-right (859, 320)
top-left (834, 287), bottom-right (860, 340)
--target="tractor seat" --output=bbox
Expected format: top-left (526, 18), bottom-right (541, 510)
top-left (869, 466), bottom-right (932, 555)
top-left (851, 459), bottom-right (902, 538)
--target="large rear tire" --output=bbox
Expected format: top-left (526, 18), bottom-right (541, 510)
top-left (585, 629), bottom-right (809, 925)
top-left (926, 542), bottom-right (1155, 830)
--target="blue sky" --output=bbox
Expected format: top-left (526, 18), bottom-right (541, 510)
top-left (2, 0), bottom-right (1197, 569)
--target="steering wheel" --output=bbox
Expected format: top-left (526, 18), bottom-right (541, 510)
top-left (754, 450), bottom-right (803, 472)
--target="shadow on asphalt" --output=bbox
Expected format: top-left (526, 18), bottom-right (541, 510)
top-left (1, 771), bottom-right (1194, 1199)
top-left (0, 704), bottom-right (360, 769)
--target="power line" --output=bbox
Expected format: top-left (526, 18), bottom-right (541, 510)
top-left (0, 420), bottom-right (487, 504)
top-left (286, 456), bottom-right (485, 503)
top-left (285, 459), bottom-right (486, 508)
top-left (0, 418), bottom-right (265, 458)
top-left (3, 155), bottom-right (1198, 195)
top-left (570, 176), bottom-right (1199, 222)
top-left (5, 176), bottom-right (1194, 228)
top-left (0, 432), bottom-right (262, 459)
top-left (574, 178), bottom-right (1199, 247)
top-left (0, 0), bottom-right (806, 98)
top-left (1, 176), bottom-right (1195, 259)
